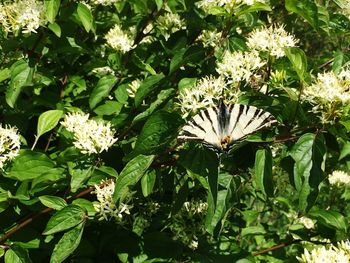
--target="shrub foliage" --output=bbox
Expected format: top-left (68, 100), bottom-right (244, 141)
top-left (1, 0), bottom-right (350, 262)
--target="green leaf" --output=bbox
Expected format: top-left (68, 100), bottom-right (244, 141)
top-left (37, 110), bottom-right (63, 138)
top-left (6, 150), bottom-right (55, 181)
top-left (290, 133), bottom-right (326, 211)
top-left (39, 195), bottom-right (67, 210)
top-left (285, 0), bottom-right (318, 29)
top-left (254, 148), bottom-right (273, 198)
top-left (155, 0), bottom-right (163, 10)
top-left (179, 147), bottom-right (219, 234)
top-left (332, 50), bottom-right (344, 74)
top-left (206, 185), bottom-right (232, 235)
top-left (69, 165), bottom-right (93, 193)
top-left (94, 101), bottom-right (123, 116)
top-left (0, 68), bottom-right (10, 82)
top-left (133, 111), bottom-right (183, 155)
top-left (134, 74), bottom-right (165, 107)
top-left (77, 3), bottom-right (94, 33)
top-left (6, 59), bottom-right (34, 108)
top-left (114, 83), bottom-right (129, 104)
top-left (309, 209), bottom-right (347, 231)
top-left (131, 55), bottom-right (157, 75)
top-left (50, 222), bottom-right (84, 263)
top-left (72, 198), bottom-right (96, 217)
top-left (339, 142), bottom-right (350, 160)
top-left (316, 3), bottom-right (330, 35)
top-left (45, 0), bottom-right (61, 23)
top-left (169, 46), bottom-right (204, 75)
top-left (285, 47), bottom-right (307, 81)
top-left (141, 169), bottom-right (156, 197)
top-left (43, 205), bottom-right (86, 235)
top-left (89, 75), bottom-right (117, 109)
top-left (236, 2), bottom-right (271, 16)
top-left (241, 225), bottom-right (266, 237)
top-left (31, 168), bottom-right (65, 193)
top-left (113, 154), bottom-right (155, 202)
top-left (5, 245), bottom-right (32, 263)
top-left (48, 22), bottom-right (61, 37)
top-left (132, 88), bottom-right (174, 123)
top-left (333, 0), bottom-right (346, 8)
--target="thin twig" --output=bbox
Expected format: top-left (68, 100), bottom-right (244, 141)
top-left (252, 239), bottom-right (301, 256)
top-left (0, 187), bottom-right (94, 245)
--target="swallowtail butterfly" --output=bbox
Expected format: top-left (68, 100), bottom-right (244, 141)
top-left (178, 103), bottom-right (277, 153)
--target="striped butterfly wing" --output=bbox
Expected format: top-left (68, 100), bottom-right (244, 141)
top-left (178, 105), bottom-right (223, 151)
top-left (224, 104), bottom-right (277, 143)
top-left (178, 103), bottom-right (277, 152)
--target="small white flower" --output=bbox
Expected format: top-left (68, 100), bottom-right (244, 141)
top-left (89, 0), bottom-right (120, 5)
top-left (127, 79), bottom-right (141, 98)
top-left (247, 24), bottom-right (298, 58)
top-left (197, 0), bottom-right (269, 13)
top-left (61, 112), bottom-right (117, 155)
top-left (298, 216), bottom-right (315, 229)
top-left (0, 0), bottom-right (47, 34)
top-left (189, 238), bottom-right (199, 250)
top-left (297, 241), bottom-right (350, 263)
top-left (0, 125), bottom-right (21, 170)
top-left (178, 76), bottom-right (241, 117)
top-left (91, 66), bottom-right (114, 76)
top-left (92, 179), bottom-right (131, 221)
top-left (328, 170), bottom-right (350, 186)
top-left (216, 50), bottom-right (265, 83)
top-left (105, 25), bottom-right (134, 53)
top-left (155, 9), bottom-right (185, 40)
top-left (183, 200), bottom-right (208, 215)
top-left (197, 29), bottom-right (222, 48)
top-left (302, 69), bottom-right (350, 124)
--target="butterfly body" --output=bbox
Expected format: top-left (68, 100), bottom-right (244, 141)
top-left (178, 103), bottom-right (277, 153)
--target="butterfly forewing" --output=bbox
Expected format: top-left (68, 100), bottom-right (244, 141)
top-left (178, 103), bottom-right (277, 153)
top-left (179, 106), bottom-right (222, 150)
top-left (226, 104), bottom-right (276, 142)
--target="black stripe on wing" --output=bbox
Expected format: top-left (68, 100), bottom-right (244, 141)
top-left (178, 106), bottom-right (222, 149)
top-left (178, 103), bottom-right (277, 153)
top-left (226, 104), bottom-right (276, 143)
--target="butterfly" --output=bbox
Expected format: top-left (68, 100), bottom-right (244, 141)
top-left (178, 102), bottom-right (277, 153)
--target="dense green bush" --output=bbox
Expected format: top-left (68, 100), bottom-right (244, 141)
top-left (1, 0), bottom-right (350, 262)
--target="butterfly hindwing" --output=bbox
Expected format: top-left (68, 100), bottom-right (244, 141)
top-left (178, 103), bottom-right (276, 152)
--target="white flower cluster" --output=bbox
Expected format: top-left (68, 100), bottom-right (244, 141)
top-left (340, 1), bottom-right (350, 20)
top-left (0, 0), bottom-right (47, 34)
top-left (105, 25), bottom-right (134, 53)
top-left (183, 200), bottom-right (208, 215)
top-left (297, 240), bottom-right (350, 263)
top-left (127, 79), bottom-right (141, 98)
top-left (302, 70), bottom-right (350, 124)
top-left (89, 0), bottom-right (120, 5)
top-left (197, 0), bottom-right (269, 13)
top-left (61, 112), bottom-right (117, 155)
top-left (93, 179), bottom-right (131, 221)
top-left (328, 170), bottom-right (350, 186)
top-left (0, 125), bottom-right (21, 170)
top-left (247, 24), bottom-right (298, 58)
top-left (216, 50), bottom-right (265, 83)
top-left (155, 10), bottom-right (185, 40)
top-left (177, 76), bottom-right (241, 117)
top-left (91, 66), bottom-right (114, 76)
top-left (298, 216), bottom-right (315, 229)
top-left (197, 29), bottom-right (222, 48)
